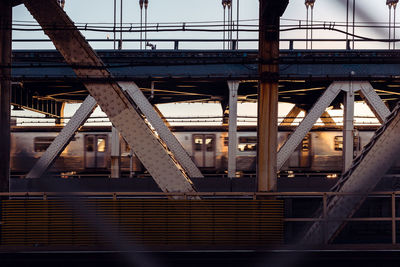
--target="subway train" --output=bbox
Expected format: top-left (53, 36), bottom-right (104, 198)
top-left (9, 125), bottom-right (392, 177)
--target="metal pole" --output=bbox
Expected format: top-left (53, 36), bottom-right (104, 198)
top-left (346, 0), bottom-right (349, 45)
top-left (394, 7), bottom-right (397, 49)
top-left (223, 5), bottom-right (226, 50)
top-left (0, 0), bottom-right (12, 192)
top-left (114, 0), bottom-right (116, 49)
top-left (311, 6), bottom-right (314, 50)
top-left (389, 6), bottom-right (392, 49)
top-left (140, 0), bottom-right (143, 50)
top-left (144, 4), bottom-right (148, 48)
top-left (236, 0), bottom-right (239, 48)
top-left (352, 0), bottom-right (355, 49)
top-left (228, 5), bottom-right (232, 49)
top-left (306, 6), bottom-right (309, 49)
top-left (119, 0), bottom-right (123, 49)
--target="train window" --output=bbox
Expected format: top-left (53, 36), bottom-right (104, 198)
top-left (86, 136), bottom-right (94, 152)
top-left (238, 144), bottom-right (257, 152)
top-left (97, 138), bottom-right (106, 152)
top-left (205, 137), bottom-right (214, 152)
top-left (238, 136), bottom-right (257, 152)
top-left (334, 136), bottom-right (343, 151)
top-left (34, 137), bottom-right (55, 152)
top-left (194, 136), bottom-right (203, 151)
top-left (238, 136), bottom-right (257, 143)
top-left (301, 136), bottom-right (310, 151)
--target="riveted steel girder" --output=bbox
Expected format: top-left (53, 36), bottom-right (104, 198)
top-left (26, 95), bottom-right (97, 179)
top-left (23, 0), bottom-right (197, 194)
top-left (277, 82), bottom-right (345, 170)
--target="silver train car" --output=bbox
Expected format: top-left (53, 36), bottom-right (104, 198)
top-left (10, 125), bottom-right (386, 176)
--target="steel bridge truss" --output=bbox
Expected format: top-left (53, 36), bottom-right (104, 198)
top-left (277, 81), bottom-right (390, 172)
top-left (23, 0), bottom-right (202, 195)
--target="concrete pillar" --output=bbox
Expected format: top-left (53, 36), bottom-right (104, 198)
top-left (110, 126), bottom-right (121, 178)
top-left (227, 81), bottom-right (239, 178)
top-left (280, 105), bottom-right (302, 126)
top-left (343, 84), bottom-right (355, 172)
top-left (257, 0), bottom-right (288, 192)
top-left (0, 0), bottom-right (12, 192)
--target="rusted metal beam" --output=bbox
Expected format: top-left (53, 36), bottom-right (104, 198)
top-left (0, 0), bottom-right (12, 192)
top-left (257, 0), bottom-right (288, 192)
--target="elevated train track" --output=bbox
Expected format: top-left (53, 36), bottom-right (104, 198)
top-left (11, 49), bottom-right (400, 107)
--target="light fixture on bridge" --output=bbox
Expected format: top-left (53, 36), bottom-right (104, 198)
top-left (304, 0), bottom-right (316, 50)
top-left (387, 0), bottom-right (399, 49)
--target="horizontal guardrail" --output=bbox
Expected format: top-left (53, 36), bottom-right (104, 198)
top-left (11, 38), bottom-right (400, 50)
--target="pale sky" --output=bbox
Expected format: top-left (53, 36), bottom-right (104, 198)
top-left (11, 0), bottom-right (391, 126)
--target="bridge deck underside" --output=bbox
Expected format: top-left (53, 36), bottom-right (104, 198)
top-left (11, 50), bottom-right (400, 114)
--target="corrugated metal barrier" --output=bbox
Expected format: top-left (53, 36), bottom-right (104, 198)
top-left (0, 199), bottom-right (283, 247)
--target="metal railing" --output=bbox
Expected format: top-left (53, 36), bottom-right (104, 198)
top-left (11, 38), bottom-right (400, 50)
top-left (1, 190), bottom-right (398, 244)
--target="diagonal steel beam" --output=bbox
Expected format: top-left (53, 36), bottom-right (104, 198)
top-left (303, 101), bottom-right (400, 244)
top-left (277, 82), bottom-right (345, 170)
top-left (23, 0), bottom-right (196, 194)
top-left (26, 95), bottom-right (97, 178)
top-left (359, 82), bottom-right (391, 123)
top-left (119, 82), bottom-right (203, 178)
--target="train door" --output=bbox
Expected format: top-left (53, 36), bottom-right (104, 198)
top-left (289, 134), bottom-right (311, 168)
top-left (84, 134), bottom-right (108, 169)
top-left (192, 134), bottom-right (215, 168)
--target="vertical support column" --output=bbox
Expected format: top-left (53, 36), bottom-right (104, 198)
top-left (227, 81), bottom-right (239, 178)
top-left (55, 102), bottom-right (65, 126)
top-left (343, 84), bottom-right (354, 172)
top-left (257, 0), bottom-right (288, 192)
top-left (0, 0), bottom-right (12, 192)
top-left (111, 126), bottom-right (121, 178)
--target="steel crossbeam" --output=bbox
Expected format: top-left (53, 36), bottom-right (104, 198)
top-left (23, 0), bottom-right (197, 194)
top-left (277, 82), bottom-right (345, 170)
top-left (119, 82), bottom-right (203, 178)
top-left (26, 95), bottom-right (97, 178)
